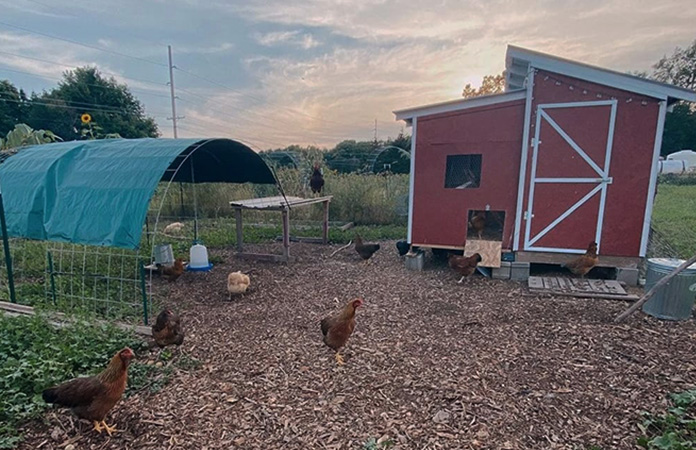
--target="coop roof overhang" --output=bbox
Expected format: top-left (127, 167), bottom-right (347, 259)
top-left (393, 90), bottom-right (526, 125)
top-left (505, 45), bottom-right (696, 103)
top-left (0, 138), bottom-right (277, 249)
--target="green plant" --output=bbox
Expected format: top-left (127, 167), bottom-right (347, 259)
top-left (0, 312), bottom-right (163, 447)
top-left (0, 123), bottom-right (61, 150)
top-left (363, 437), bottom-right (395, 450)
top-left (637, 389), bottom-right (696, 449)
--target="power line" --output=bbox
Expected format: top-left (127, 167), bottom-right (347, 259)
top-left (0, 21), bottom-right (167, 67)
top-left (0, 93), bottom-right (170, 116)
top-left (0, 67), bottom-right (171, 98)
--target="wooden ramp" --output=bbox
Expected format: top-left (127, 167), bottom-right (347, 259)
top-left (528, 276), bottom-right (638, 301)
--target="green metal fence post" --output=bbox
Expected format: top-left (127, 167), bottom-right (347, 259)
top-left (47, 250), bottom-right (57, 305)
top-left (139, 260), bottom-right (148, 325)
top-left (0, 192), bottom-right (17, 303)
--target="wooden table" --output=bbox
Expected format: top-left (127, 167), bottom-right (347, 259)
top-left (229, 195), bottom-right (332, 263)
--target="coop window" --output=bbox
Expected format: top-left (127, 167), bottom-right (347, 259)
top-left (445, 154), bottom-right (481, 189)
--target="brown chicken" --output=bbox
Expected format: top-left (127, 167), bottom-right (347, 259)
top-left (320, 298), bottom-right (363, 365)
top-left (157, 258), bottom-right (185, 282)
top-left (310, 163), bottom-right (324, 194)
top-left (355, 234), bottom-right (380, 263)
top-left (448, 252), bottom-right (483, 283)
top-left (42, 347), bottom-right (134, 436)
top-left (562, 241), bottom-right (599, 278)
top-left (151, 309), bottom-right (185, 350)
top-left (469, 212), bottom-right (487, 239)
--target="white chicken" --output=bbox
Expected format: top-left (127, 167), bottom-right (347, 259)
top-left (227, 271), bottom-right (250, 299)
top-left (163, 222), bottom-right (185, 235)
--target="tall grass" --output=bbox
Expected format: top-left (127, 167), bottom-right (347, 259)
top-left (151, 169), bottom-right (409, 226)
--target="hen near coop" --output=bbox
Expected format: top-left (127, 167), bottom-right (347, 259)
top-left (151, 309), bottom-right (184, 351)
top-left (562, 241), bottom-right (599, 278)
top-left (320, 298), bottom-right (363, 365)
top-left (227, 271), bottom-right (250, 298)
top-left (355, 234), bottom-right (380, 263)
top-left (42, 348), bottom-right (134, 436)
top-left (310, 163), bottom-right (325, 194)
top-left (396, 240), bottom-right (410, 256)
top-left (468, 211), bottom-right (487, 239)
top-left (156, 258), bottom-right (185, 283)
top-left (448, 252), bottom-right (482, 283)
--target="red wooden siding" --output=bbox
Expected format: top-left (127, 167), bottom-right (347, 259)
top-left (519, 70), bottom-right (660, 257)
top-left (411, 99), bottom-right (525, 248)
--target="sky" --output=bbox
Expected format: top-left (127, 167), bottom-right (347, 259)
top-left (0, 0), bottom-right (694, 150)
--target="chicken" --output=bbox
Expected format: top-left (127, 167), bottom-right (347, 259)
top-left (156, 258), bottom-right (185, 282)
top-left (151, 309), bottom-right (184, 350)
top-left (469, 212), bottom-right (487, 239)
top-left (355, 234), bottom-right (380, 263)
top-left (42, 347), bottom-right (134, 436)
top-left (562, 241), bottom-right (599, 278)
top-left (163, 222), bottom-right (185, 235)
top-left (309, 163), bottom-right (325, 194)
top-left (448, 252), bottom-right (482, 283)
top-left (320, 298), bottom-right (363, 365)
top-left (396, 240), bottom-right (410, 256)
top-left (227, 271), bottom-right (251, 298)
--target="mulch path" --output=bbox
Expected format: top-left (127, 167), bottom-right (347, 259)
top-left (18, 241), bottom-right (696, 449)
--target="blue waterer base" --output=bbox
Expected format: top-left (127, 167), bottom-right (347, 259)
top-left (186, 263), bottom-right (214, 272)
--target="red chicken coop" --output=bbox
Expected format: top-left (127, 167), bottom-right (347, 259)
top-left (394, 45), bottom-right (696, 283)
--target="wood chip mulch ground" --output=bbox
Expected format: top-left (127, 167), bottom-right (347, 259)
top-left (18, 241), bottom-right (696, 449)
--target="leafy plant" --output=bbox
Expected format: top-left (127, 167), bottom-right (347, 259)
top-left (0, 123), bottom-right (61, 150)
top-left (0, 312), bottom-right (164, 447)
top-left (637, 389), bottom-right (696, 449)
top-left (363, 437), bottom-right (395, 450)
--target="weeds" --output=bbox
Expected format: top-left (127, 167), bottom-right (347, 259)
top-left (637, 389), bottom-right (696, 449)
top-left (363, 437), bottom-right (395, 449)
top-left (0, 312), bottom-right (161, 448)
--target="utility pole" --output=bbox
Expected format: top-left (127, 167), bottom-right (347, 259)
top-left (167, 45), bottom-right (178, 138)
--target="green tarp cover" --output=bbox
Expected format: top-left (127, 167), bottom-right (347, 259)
top-left (0, 138), bottom-right (276, 249)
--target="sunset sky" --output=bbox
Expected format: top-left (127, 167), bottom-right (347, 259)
top-left (1, 0), bottom-right (694, 150)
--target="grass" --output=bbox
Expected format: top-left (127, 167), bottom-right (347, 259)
top-left (652, 184), bottom-right (696, 258)
top-left (0, 312), bottom-right (167, 448)
top-left (637, 389), bottom-right (696, 449)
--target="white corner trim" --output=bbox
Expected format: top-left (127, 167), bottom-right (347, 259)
top-left (394, 90), bottom-right (526, 121)
top-left (506, 45), bottom-right (696, 103)
top-left (407, 117), bottom-right (417, 243)
top-left (639, 100), bottom-right (667, 257)
top-left (513, 70), bottom-right (535, 251)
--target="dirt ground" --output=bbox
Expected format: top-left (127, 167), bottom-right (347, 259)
top-left (19, 241), bottom-right (696, 449)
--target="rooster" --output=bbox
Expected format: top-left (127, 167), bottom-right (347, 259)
top-left (448, 252), bottom-right (482, 283)
top-left (562, 241), bottom-right (599, 278)
top-left (310, 163), bottom-right (324, 195)
top-left (42, 348), bottom-right (134, 436)
top-left (156, 258), bottom-right (185, 282)
top-left (355, 234), bottom-right (380, 263)
top-left (320, 298), bottom-right (363, 365)
top-left (151, 309), bottom-right (184, 350)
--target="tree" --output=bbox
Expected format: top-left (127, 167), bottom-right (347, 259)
top-left (27, 67), bottom-right (159, 141)
top-left (0, 80), bottom-right (29, 138)
top-left (462, 73), bottom-right (505, 98)
top-left (650, 40), bottom-right (696, 154)
top-left (652, 40), bottom-right (696, 91)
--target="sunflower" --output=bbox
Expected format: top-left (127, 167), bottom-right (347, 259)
top-left (81, 113), bottom-right (92, 124)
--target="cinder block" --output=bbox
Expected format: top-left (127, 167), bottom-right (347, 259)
top-left (492, 261), bottom-right (511, 279)
top-left (510, 262), bottom-right (530, 281)
top-left (404, 252), bottom-right (424, 271)
top-left (616, 267), bottom-right (639, 286)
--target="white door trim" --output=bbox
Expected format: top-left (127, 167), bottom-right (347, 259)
top-left (523, 99), bottom-right (618, 252)
top-left (407, 117), bottom-right (417, 243)
top-left (513, 69), bottom-right (535, 251)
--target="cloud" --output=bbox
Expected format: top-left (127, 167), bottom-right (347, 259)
top-left (254, 30), bottom-right (321, 49)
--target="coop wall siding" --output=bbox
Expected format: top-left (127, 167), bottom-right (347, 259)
top-left (411, 99), bottom-right (525, 248)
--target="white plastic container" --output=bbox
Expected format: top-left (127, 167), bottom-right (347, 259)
top-left (189, 242), bottom-right (210, 269)
top-left (154, 244), bottom-right (174, 266)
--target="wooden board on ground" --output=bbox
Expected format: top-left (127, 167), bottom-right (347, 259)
top-left (464, 239), bottom-right (502, 268)
top-left (528, 276), bottom-right (629, 300)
